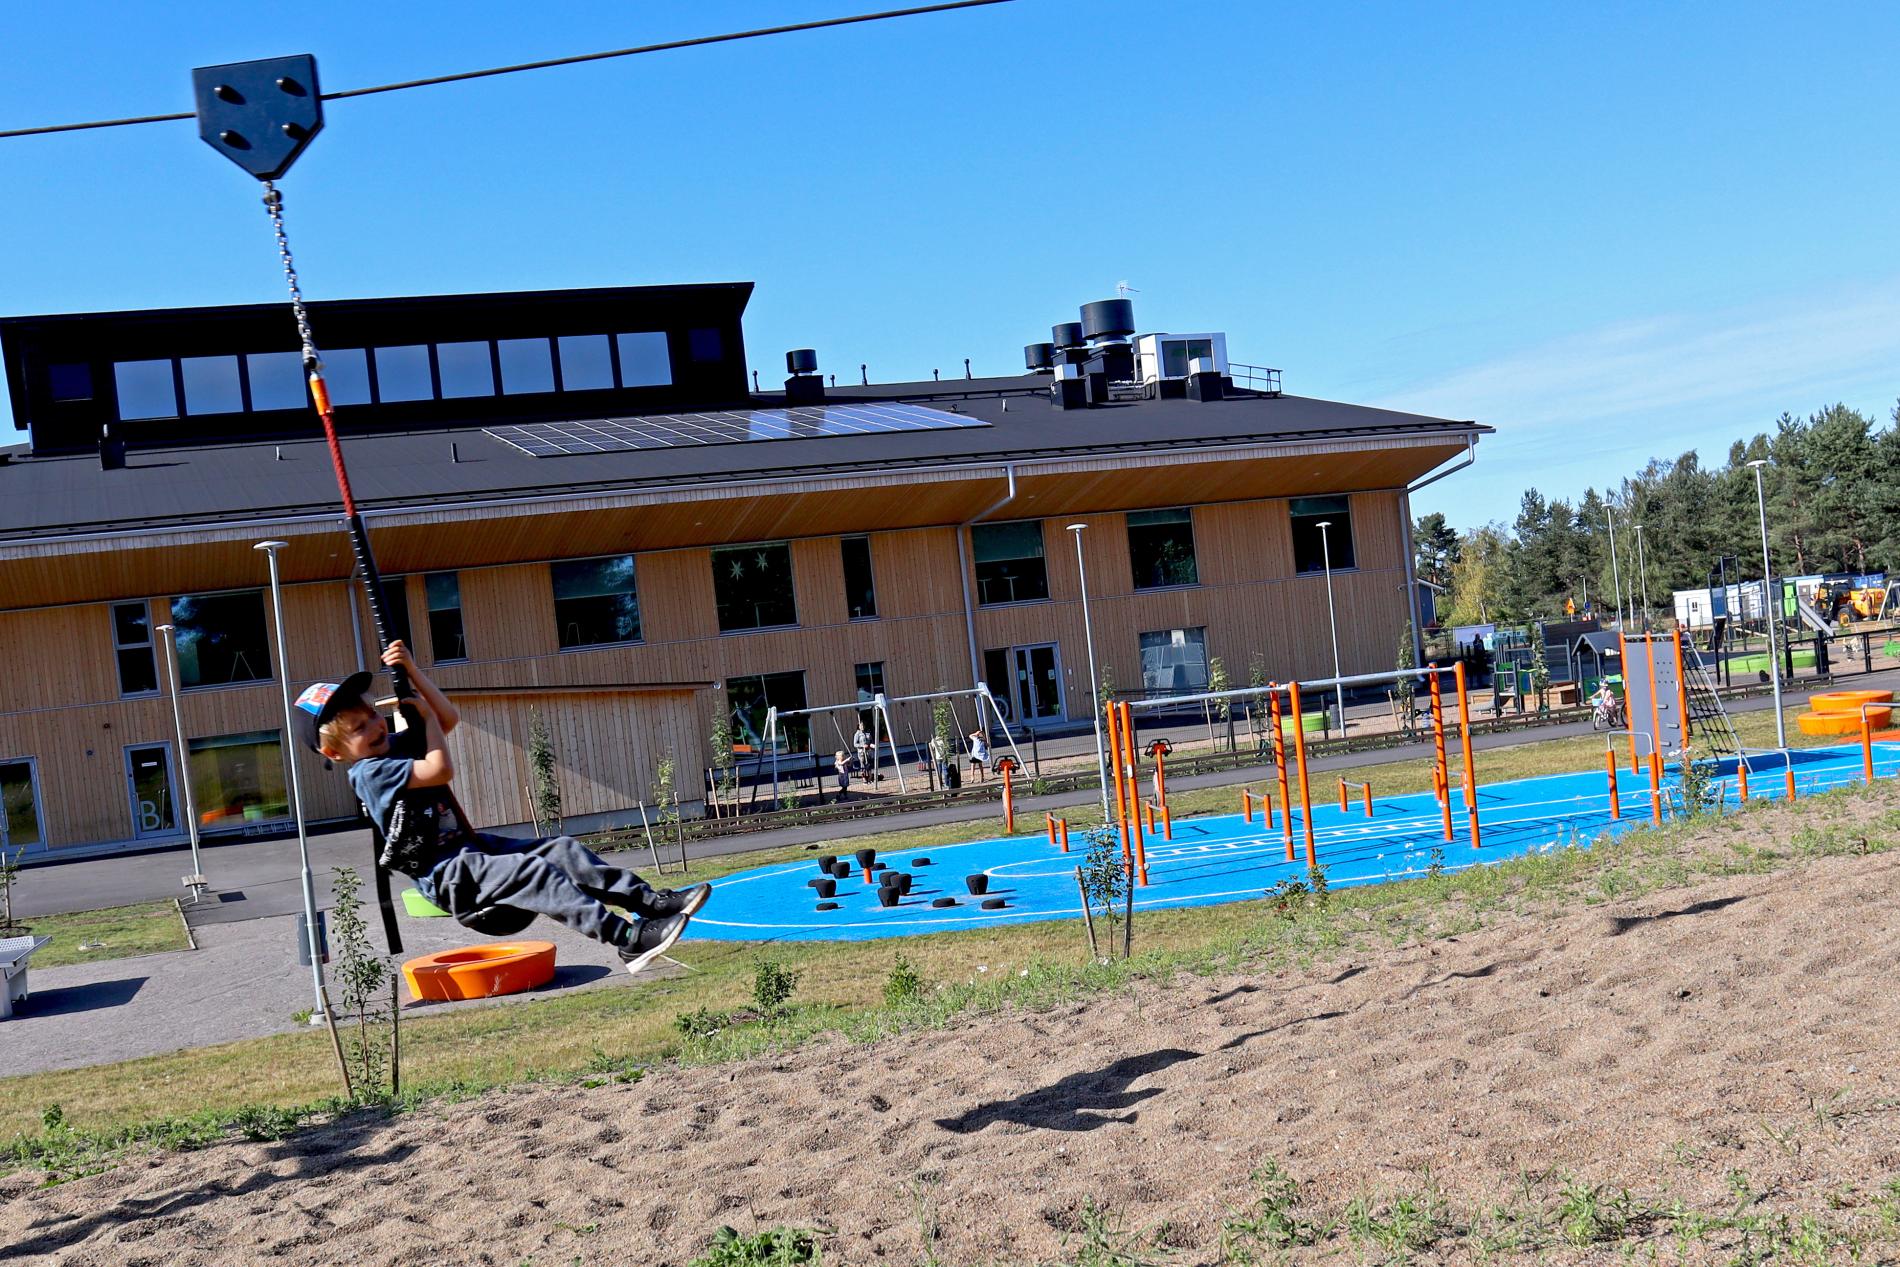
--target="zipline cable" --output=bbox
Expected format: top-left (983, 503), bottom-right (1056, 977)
top-left (0, 0), bottom-right (1012, 140)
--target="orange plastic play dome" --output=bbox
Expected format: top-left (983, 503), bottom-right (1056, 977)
top-left (402, 941), bottom-right (557, 1002)
top-left (1796, 707), bottom-right (1891, 736)
top-left (1807, 689), bottom-right (1894, 714)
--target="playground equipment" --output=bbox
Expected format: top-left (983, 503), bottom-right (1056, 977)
top-left (402, 941), bottom-right (557, 1002)
top-left (1795, 689), bottom-right (1894, 736)
top-left (763, 684), bottom-right (1026, 805)
top-left (1124, 661), bottom-right (1481, 874)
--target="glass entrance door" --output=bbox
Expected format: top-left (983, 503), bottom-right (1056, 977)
top-left (1011, 643), bottom-right (1065, 727)
top-left (125, 744), bottom-right (177, 839)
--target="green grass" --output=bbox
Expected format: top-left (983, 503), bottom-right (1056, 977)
top-left (0, 708), bottom-right (1869, 1167)
top-left (13, 900), bottom-right (191, 968)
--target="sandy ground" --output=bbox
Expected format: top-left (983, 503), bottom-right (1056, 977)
top-left (5, 838), bottom-right (1900, 1265)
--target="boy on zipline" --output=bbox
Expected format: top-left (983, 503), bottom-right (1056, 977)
top-left (292, 642), bottom-right (706, 976)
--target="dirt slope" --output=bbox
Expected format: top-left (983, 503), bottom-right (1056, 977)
top-left (5, 846), bottom-right (1899, 1265)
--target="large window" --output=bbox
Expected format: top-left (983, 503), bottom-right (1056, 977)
top-left (854, 662), bottom-right (886, 730)
top-left (498, 339), bottom-right (555, 395)
top-left (1140, 628), bottom-right (1209, 693)
top-left (426, 572), bottom-right (467, 662)
top-left (841, 536), bottom-right (877, 620)
top-left (1161, 337), bottom-right (1216, 378)
top-left (712, 543), bottom-right (797, 633)
top-left (113, 602), bottom-right (159, 696)
top-left (246, 351), bottom-right (308, 411)
top-left (552, 556), bottom-right (641, 648)
top-left (181, 356), bottom-right (243, 415)
top-left (187, 730), bottom-right (289, 831)
top-left (0, 760), bottom-right (43, 850)
top-left (616, 332), bottom-right (672, 387)
top-left (726, 671), bottom-right (809, 754)
top-left (1127, 508), bottom-right (1199, 590)
top-left (1290, 496), bottom-right (1355, 573)
top-left (169, 591), bottom-right (271, 688)
top-left (558, 335), bottom-right (614, 390)
top-left (435, 341), bottom-right (495, 399)
top-left (972, 520), bottom-right (1049, 605)
top-left (373, 345), bottom-right (434, 402)
top-left (114, 359), bottom-right (177, 420)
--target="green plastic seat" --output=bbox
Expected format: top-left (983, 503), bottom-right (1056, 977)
top-left (401, 888), bottom-right (450, 918)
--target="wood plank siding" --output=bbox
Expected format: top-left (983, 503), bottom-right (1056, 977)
top-left (2, 480), bottom-right (1419, 855)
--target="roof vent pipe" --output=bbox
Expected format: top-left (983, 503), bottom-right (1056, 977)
top-left (1080, 298), bottom-right (1136, 343)
top-left (784, 349), bottom-right (823, 405)
top-left (1024, 342), bottom-right (1055, 373)
top-left (99, 424), bottom-right (125, 472)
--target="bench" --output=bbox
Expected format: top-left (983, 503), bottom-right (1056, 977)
top-left (0, 935), bottom-right (52, 1019)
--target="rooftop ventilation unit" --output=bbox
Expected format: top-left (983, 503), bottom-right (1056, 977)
top-left (784, 348), bottom-right (824, 405)
top-left (1023, 342), bottom-right (1055, 374)
top-left (1135, 332), bottom-right (1231, 398)
top-left (1079, 298), bottom-right (1135, 342)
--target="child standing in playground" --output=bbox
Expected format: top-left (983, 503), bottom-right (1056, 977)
top-left (293, 642), bottom-right (708, 976)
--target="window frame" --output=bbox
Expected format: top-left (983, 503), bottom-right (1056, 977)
top-left (166, 588), bottom-right (274, 691)
top-left (841, 535), bottom-right (879, 621)
top-left (550, 554), bottom-right (644, 650)
top-left (711, 541), bottom-right (799, 635)
top-left (0, 756), bottom-right (46, 852)
top-left (424, 571), bottom-right (468, 664)
top-left (1138, 626), bottom-right (1211, 694)
top-left (972, 519), bottom-right (1051, 607)
top-left (112, 600), bottom-right (160, 698)
top-left (1126, 507), bottom-right (1201, 591)
top-left (1289, 496), bottom-right (1357, 574)
top-left (724, 670), bottom-right (810, 755)
top-left (185, 728), bottom-right (292, 834)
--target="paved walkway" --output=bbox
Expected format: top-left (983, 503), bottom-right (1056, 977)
top-left (1, 671), bottom-right (1880, 1077)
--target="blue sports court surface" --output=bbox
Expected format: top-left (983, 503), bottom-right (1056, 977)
top-left (685, 742), bottom-right (1900, 943)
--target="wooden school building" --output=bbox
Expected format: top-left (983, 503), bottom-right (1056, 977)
top-left (0, 284), bottom-right (1488, 858)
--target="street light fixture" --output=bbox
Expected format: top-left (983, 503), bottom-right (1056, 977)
top-left (256, 540), bottom-right (327, 1025)
top-left (1067, 524), bottom-right (1113, 823)
top-left (1746, 460), bottom-right (1786, 748)
top-left (1604, 503), bottom-right (1624, 627)
top-left (154, 622), bottom-right (207, 900)
top-left (1314, 522), bottom-right (1346, 734)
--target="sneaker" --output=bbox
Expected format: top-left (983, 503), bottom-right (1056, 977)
top-left (619, 912), bottom-right (688, 977)
top-left (644, 883), bottom-right (711, 918)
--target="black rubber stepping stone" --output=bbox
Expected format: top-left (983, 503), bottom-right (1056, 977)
top-left (807, 877), bottom-right (825, 889)
top-left (896, 874), bottom-right (914, 895)
top-left (830, 861), bottom-right (853, 878)
top-left (879, 870), bottom-right (902, 887)
top-left (871, 861), bottom-right (888, 872)
top-left (815, 901), bottom-right (840, 912)
top-left (816, 879), bottom-right (837, 899)
top-left (817, 855), bottom-right (837, 874)
top-left (965, 874), bottom-right (990, 896)
top-left (877, 887), bottom-right (900, 908)
top-left (981, 898), bottom-right (1007, 910)
top-left (910, 857), bottom-right (931, 866)
top-left (854, 848), bottom-right (877, 868)
top-left (931, 897), bottom-right (957, 909)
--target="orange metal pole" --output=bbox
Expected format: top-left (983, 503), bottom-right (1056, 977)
top-left (1107, 699), bottom-right (1131, 865)
top-left (1153, 748), bottom-right (1168, 812)
top-left (1785, 764), bottom-right (1797, 801)
top-left (1672, 633), bottom-right (1691, 751)
top-left (1648, 751), bottom-right (1662, 823)
top-left (1289, 680), bottom-right (1316, 868)
top-left (1271, 687), bottom-right (1293, 858)
top-left (1363, 783), bottom-right (1373, 818)
top-left (1863, 713), bottom-right (1875, 784)
top-left (1001, 764), bottom-right (1014, 832)
top-left (1619, 630), bottom-right (1638, 775)
top-left (1453, 660), bottom-right (1480, 849)
top-left (1046, 812), bottom-right (1056, 846)
top-left (1644, 636), bottom-right (1666, 788)
top-left (1120, 703), bottom-right (1150, 886)
top-left (1160, 802), bottom-right (1172, 840)
top-left (1059, 817), bottom-right (1070, 852)
top-left (1605, 746), bottom-right (1621, 819)
top-left (1737, 761), bottom-right (1748, 802)
top-left (1242, 789), bottom-right (1253, 823)
top-left (1338, 778), bottom-right (1348, 812)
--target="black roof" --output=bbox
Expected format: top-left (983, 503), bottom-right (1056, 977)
top-left (0, 379), bottom-right (1485, 541)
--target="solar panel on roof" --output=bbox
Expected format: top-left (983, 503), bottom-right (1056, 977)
top-left (483, 402), bottom-right (987, 458)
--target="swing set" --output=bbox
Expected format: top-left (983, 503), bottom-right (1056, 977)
top-left (759, 684), bottom-right (1025, 804)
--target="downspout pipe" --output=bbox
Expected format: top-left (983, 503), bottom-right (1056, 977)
top-left (1402, 435), bottom-right (1478, 664)
top-left (957, 464), bottom-right (1017, 726)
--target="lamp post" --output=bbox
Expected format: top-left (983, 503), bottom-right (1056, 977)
top-left (1605, 503), bottom-right (1625, 627)
top-left (1315, 521), bottom-right (1346, 734)
top-left (257, 540), bottom-right (326, 1024)
top-left (154, 622), bottom-right (206, 898)
top-left (1633, 523), bottom-right (1651, 631)
top-left (1068, 524), bottom-right (1113, 822)
top-left (1746, 460), bottom-right (1786, 748)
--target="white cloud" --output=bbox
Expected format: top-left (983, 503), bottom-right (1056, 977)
top-left (1375, 277), bottom-right (1900, 433)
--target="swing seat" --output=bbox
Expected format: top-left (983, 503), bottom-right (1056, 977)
top-left (403, 940), bottom-right (556, 1002)
top-left (459, 904), bottom-right (538, 938)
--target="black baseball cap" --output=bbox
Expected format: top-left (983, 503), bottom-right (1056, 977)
top-left (290, 671), bottom-right (377, 754)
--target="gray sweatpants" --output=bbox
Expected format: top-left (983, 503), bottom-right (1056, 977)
top-left (423, 834), bottom-right (657, 948)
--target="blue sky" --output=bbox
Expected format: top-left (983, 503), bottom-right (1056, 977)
top-left (2, 2), bottom-right (1895, 530)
